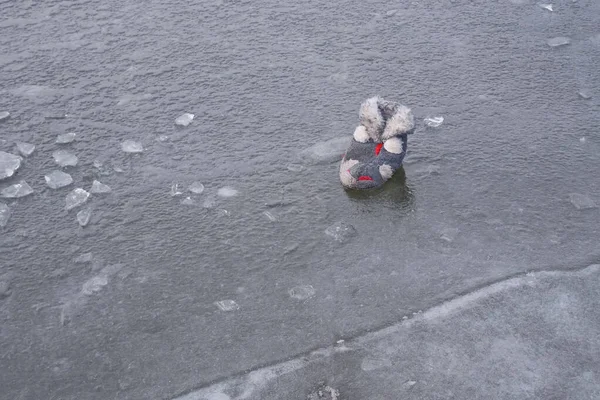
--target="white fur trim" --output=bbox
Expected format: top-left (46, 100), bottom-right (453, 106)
top-left (379, 164), bottom-right (394, 180)
top-left (382, 105), bottom-right (414, 140)
top-left (359, 97), bottom-right (384, 143)
top-left (339, 159), bottom-right (359, 187)
top-left (353, 125), bottom-right (369, 143)
top-left (383, 137), bottom-right (403, 154)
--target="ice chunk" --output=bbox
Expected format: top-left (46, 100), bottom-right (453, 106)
top-left (263, 211), bottom-right (277, 222)
top-left (90, 180), bottom-right (111, 194)
top-left (77, 208), bottom-right (92, 227)
top-left (121, 140), bottom-right (143, 153)
top-left (56, 132), bottom-right (76, 144)
top-left (325, 221), bottom-right (357, 243)
top-left (74, 252), bottom-right (93, 263)
top-left (53, 150), bottom-right (78, 167)
top-left (45, 170), bottom-right (73, 189)
top-left (175, 113), bottom-right (194, 126)
top-left (16, 142), bottom-right (35, 157)
top-left (424, 116), bottom-right (444, 127)
top-left (386, 9), bottom-right (398, 16)
top-left (65, 188), bottom-right (90, 210)
top-left (215, 299), bottom-right (239, 311)
top-left (578, 90), bottom-right (592, 100)
top-left (0, 202), bottom-right (10, 227)
top-left (569, 193), bottom-right (597, 210)
top-left (301, 137), bottom-right (351, 163)
top-left (188, 182), bottom-right (205, 194)
top-left (203, 196), bottom-right (216, 208)
top-left (217, 187), bottom-right (238, 198)
top-left (170, 183), bottom-right (183, 196)
top-left (288, 285), bottom-right (316, 300)
top-left (0, 111), bottom-right (10, 122)
top-left (0, 151), bottom-right (22, 180)
top-left (82, 275), bottom-right (108, 295)
top-left (44, 112), bottom-right (67, 119)
top-left (539, 3), bottom-right (553, 11)
top-left (286, 164), bottom-right (304, 172)
top-left (181, 196), bottom-right (195, 206)
top-left (1, 181), bottom-right (33, 198)
top-left (547, 36), bottom-right (571, 47)
top-left (580, 137), bottom-right (586, 143)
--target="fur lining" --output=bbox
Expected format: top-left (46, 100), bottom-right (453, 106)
top-left (379, 164), bottom-right (394, 179)
top-left (353, 125), bottom-right (370, 143)
top-left (359, 97), bottom-right (384, 143)
top-left (381, 105), bottom-right (414, 140)
top-left (339, 159), bottom-right (359, 187)
top-left (383, 137), bottom-right (404, 154)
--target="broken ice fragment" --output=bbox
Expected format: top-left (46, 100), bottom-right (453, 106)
top-left (65, 188), bottom-right (90, 210)
top-left (263, 211), bottom-right (277, 222)
top-left (170, 183), bottom-right (183, 196)
top-left (301, 137), bottom-right (351, 163)
top-left (0, 203), bottom-right (10, 227)
top-left (286, 164), bottom-right (304, 172)
top-left (77, 208), bottom-right (92, 226)
top-left (45, 170), bottom-right (73, 189)
top-left (0, 151), bottom-right (22, 180)
top-left (215, 299), bottom-right (239, 311)
top-left (16, 142), bottom-right (35, 157)
top-left (539, 3), bottom-right (553, 11)
top-left (578, 90), bottom-right (592, 100)
top-left (188, 182), bottom-right (205, 194)
top-left (424, 116), bottom-right (444, 127)
top-left (52, 150), bottom-right (78, 167)
top-left (325, 221), bottom-right (357, 243)
top-left (1, 181), bottom-right (33, 198)
top-left (288, 285), bottom-right (316, 300)
top-left (547, 36), bottom-right (571, 47)
top-left (0, 111), bottom-right (10, 122)
top-left (74, 252), bottom-right (93, 263)
top-left (175, 113), bottom-right (194, 126)
top-left (181, 196), bottom-right (195, 206)
top-left (82, 275), bottom-right (108, 295)
top-left (440, 227), bottom-right (459, 243)
top-left (56, 132), bottom-right (76, 144)
top-left (44, 112), bottom-right (67, 119)
top-left (90, 180), bottom-right (111, 194)
top-left (217, 187), bottom-right (238, 198)
top-left (569, 193), bottom-right (597, 210)
top-left (121, 140), bottom-right (143, 153)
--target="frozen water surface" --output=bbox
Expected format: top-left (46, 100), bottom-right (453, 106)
top-left (56, 132), bottom-right (76, 144)
top-left (52, 150), bottom-right (78, 167)
top-left (121, 140), bottom-right (143, 153)
top-left (1, 181), bottom-right (33, 198)
top-left (0, 151), bottom-right (22, 180)
top-left (44, 170), bottom-right (73, 189)
top-left (15, 142), bottom-right (35, 157)
top-left (90, 180), bottom-right (111, 193)
top-left (65, 188), bottom-right (90, 210)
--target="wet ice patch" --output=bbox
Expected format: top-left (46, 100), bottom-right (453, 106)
top-left (217, 187), bottom-right (238, 198)
top-left (569, 193), bottom-right (596, 210)
top-left (77, 208), bottom-right (92, 227)
top-left (175, 113), bottom-right (194, 126)
top-left (301, 136), bottom-right (351, 163)
top-left (288, 285), bottom-right (316, 300)
top-left (45, 170), bottom-right (73, 189)
top-left (188, 182), bottom-right (205, 194)
top-left (0, 111), bottom-right (10, 122)
top-left (90, 180), bottom-right (111, 194)
top-left (121, 140), bottom-right (143, 153)
top-left (1, 181), bottom-right (33, 198)
top-left (424, 116), bottom-right (444, 127)
top-left (65, 188), bottom-right (90, 210)
top-left (0, 151), bottom-right (22, 180)
top-left (0, 203), bottom-right (10, 227)
top-left (56, 132), bottom-right (76, 144)
top-left (215, 300), bottom-right (239, 311)
top-left (16, 142), bottom-right (35, 157)
top-left (547, 36), bottom-right (571, 47)
top-left (325, 221), bottom-right (357, 243)
top-left (53, 150), bottom-right (78, 167)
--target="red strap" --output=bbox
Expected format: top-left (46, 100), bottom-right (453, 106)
top-left (358, 176), bottom-right (373, 181)
top-left (375, 143), bottom-right (383, 155)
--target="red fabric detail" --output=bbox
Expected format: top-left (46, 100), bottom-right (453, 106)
top-left (375, 143), bottom-right (383, 155)
top-left (358, 176), bottom-right (373, 181)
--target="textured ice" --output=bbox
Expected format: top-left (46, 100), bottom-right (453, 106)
top-left (90, 180), bottom-right (111, 194)
top-left (45, 170), bottom-right (73, 189)
top-left (215, 300), bottom-right (239, 311)
top-left (286, 164), bottom-right (304, 172)
top-left (547, 36), bottom-right (571, 47)
top-left (263, 211), bottom-right (277, 222)
top-left (539, 3), bottom-right (553, 11)
top-left (52, 150), bottom-right (78, 167)
top-left (65, 188), bottom-right (90, 210)
top-left (301, 137), bottom-right (351, 163)
top-left (181, 196), bottom-right (195, 206)
top-left (288, 285), bottom-right (316, 300)
top-left (56, 132), bottom-right (76, 144)
top-left (1, 181), bottom-right (33, 198)
top-left (170, 183), bottom-right (183, 196)
top-left (325, 221), bottom-right (357, 243)
top-left (0, 202), bottom-right (10, 227)
top-left (578, 90), bottom-right (592, 100)
top-left (569, 193), bottom-right (596, 209)
top-left (74, 253), bottom-right (93, 263)
top-left (188, 182), bottom-right (205, 194)
top-left (44, 112), bottom-right (67, 119)
top-left (440, 227), bottom-right (460, 243)
top-left (82, 275), bottom-right (108, 295)
top-left (0, 111), bottom-right (10, 122)
top-left (424, 116), bottom-right (444, 127)
top-left (175, 113), bottom-right (194, 126)
top-left (203, 196), bottom-right (217, 208)
top-left (0, 151), bottom-right (22, 180)
top-left (361, 356), bottom-right (393, 371)
top-left (217, 187), bottom-right (238, 198)
top-left (121, 140), bottom-right (143, 153)
top-left (16, 142), bottom-right (35, 157)
top-left (77, 208), bottom-right (92, 227)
